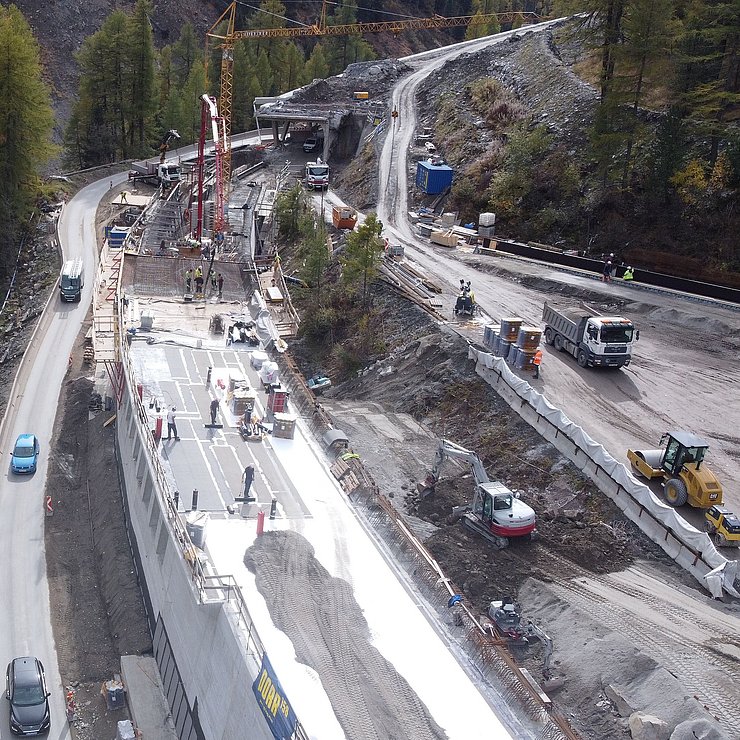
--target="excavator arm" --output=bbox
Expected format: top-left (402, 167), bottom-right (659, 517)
top-left (159, 129), bottom-right (181, 164)
top-left (418, 439), bottom-right (491, 494)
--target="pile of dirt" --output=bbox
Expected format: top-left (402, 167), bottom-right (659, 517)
top-left (295, 59), bottom-right (411, 105)
top-left (45, 322), bottom-right (151, 740)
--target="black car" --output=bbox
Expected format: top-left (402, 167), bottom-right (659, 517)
top-left (5, 657), bottom-right (50, 735)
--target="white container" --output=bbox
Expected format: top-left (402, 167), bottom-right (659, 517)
top-left (250, 351), bottom-right (268, 370)
top-left (479, 212), bottom-right (496, 227)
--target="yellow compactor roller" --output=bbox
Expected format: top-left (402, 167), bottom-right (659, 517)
top-left (627, 431), bottom-right (723, 508)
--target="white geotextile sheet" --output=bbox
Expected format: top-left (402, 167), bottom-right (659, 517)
top-left (470, 346), bottom-right (738, 597)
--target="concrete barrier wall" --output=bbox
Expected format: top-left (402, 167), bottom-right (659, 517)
top-left (116, 386), bottom-right (275, 740)
top-left (469, 347), bottom-right (737, 596)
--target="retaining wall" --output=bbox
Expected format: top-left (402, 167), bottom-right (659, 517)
top-left (115, 358), bottom-right (277, 740)
top-left (468, 346), bottom-right (738, 597)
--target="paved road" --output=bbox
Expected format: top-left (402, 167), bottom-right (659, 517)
top-left (0, 172), bottom-right (127, 738)
top-left (0, 129), bottom-right (265, 737)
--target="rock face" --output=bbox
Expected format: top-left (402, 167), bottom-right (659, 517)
top-left (669, 718), bottom-right (729, 740)
top-left (628, 712), bottom-right (670, 740)
top-left (12, 0), bottom-right (221, 131)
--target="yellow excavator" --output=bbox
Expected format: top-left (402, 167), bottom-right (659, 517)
top-left (627, 431), bottom-right (723, 508)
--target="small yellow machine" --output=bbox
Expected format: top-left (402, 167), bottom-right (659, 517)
top-left (705, 507), bottom-right (740, 548)
top-left (627, 431), bottom-right (723, 508)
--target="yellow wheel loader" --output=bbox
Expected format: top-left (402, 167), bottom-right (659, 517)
top-left (627, 431), bottom-right (723, 508)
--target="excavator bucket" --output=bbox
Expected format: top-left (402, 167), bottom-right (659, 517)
top-left (416, 473), bottom-right (437, 496)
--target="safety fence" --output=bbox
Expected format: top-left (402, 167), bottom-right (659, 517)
top-left (468, 346), bottom-right (738, 599)
top-left (274, 351), bottom-right (581, 740)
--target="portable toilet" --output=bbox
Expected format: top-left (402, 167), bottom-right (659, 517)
top-left (416, 160), bottom-right (453, 194)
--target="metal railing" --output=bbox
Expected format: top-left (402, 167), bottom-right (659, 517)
top-left (273, 352), bottom-right (580, 740)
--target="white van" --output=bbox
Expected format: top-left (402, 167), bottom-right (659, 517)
top-left (60, 257), bottom-right (84, 302)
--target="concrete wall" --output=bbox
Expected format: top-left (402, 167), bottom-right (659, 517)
top-left (116, 381), bottom-right (274, 740)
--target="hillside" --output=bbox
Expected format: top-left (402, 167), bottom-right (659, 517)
top-left (14, 0), bottom-right (220, 136)
top-left (14, 0), bottom-right (462, 139)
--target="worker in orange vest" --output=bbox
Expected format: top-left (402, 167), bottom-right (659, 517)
top-left (533, 349), bottom-right (543, 379)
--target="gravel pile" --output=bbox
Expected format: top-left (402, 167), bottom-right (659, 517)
top-left (417, 26), bottom-right (598, 149)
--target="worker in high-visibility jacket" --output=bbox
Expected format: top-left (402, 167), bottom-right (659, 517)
top-left (622, 266), bottom-right (634, 281)
top-left (533, 348), bottom-right (543, 379)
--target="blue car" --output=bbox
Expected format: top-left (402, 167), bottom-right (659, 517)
top-left (11, 434), bottom-right (39, 474)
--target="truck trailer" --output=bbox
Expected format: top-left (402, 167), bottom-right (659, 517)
top-left (128, 161), bottom-right (181, 187)
top-left (542, 301), bottom-right (638, 368)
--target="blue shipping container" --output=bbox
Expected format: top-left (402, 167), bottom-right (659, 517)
top-left (415, 161), bottom-right (453, 194)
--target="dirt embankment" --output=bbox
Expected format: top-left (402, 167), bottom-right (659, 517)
top-left (45, 321), bottom-right (151, 740)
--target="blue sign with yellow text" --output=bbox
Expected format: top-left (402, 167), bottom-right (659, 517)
top-left (252, 654), bottom-right (297, 739)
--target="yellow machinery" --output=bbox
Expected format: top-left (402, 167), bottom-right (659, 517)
top-left (627, 431), bottom-right (723, 508)
top-left (705, 506), bottom-right (740, 548)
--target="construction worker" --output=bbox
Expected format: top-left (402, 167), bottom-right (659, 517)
top-left (185, 269), bottom-right (192, 293)
top-left (533, 349), bottom-right (543, 379)
top-left (623, 266), bottom-right (634, 281)
top-left (242, 465), bottom-right (255, 499)
top-left (601, 260), bottom-right (612, 283)
top-left (209, 398), bottom-right (219, 425)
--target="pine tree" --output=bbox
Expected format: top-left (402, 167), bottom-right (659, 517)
top-left (300, 216), bottom-right (330, 305)
top-left (619, 0), bottom-right (676, 182)
top-left (0, 4), bottom-right (55, 271)
top-left (67, 10), bottom-right (130, 164)
top-left (326, 3), bottom-right (375, 74)
top-left (231, 43), bottom-right (255, 134)
top-left (342, 213), bottom-right (385, 306)
top-left (680, 0), bottom-right (740, 165)
top-left (305, 44), bottom-right (330, 83)
top-left (647, 106), bottom-right (686, 202)
top-left (172, 22), bottom-right (200, 88)
top-left (181, 61), bottom-right (208, 143)
top-left (126, 0), bottom-right (156, 153)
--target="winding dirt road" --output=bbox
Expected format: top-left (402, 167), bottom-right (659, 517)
top-left (375, 28), bottom-right (740, 521)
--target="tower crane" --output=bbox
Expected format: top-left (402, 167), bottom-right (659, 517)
top-left (207, 1), bottom-right (542, 190)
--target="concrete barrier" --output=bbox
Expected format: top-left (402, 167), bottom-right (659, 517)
top-left (469, 347), bottom-right (738, 597)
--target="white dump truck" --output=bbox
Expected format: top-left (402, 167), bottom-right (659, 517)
top-left (542, 301), bottom-right (638, 369)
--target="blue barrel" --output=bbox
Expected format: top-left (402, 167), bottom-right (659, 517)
top-left (516, 350), bottom-right (536, 371)
top-left (507, 346), bottom-right (520, 366)
top-left (497, 340), bottom-right (511, 359)
top-left (500, 318), bottom-right (523, 343)
top-left (516, 327), bottom-right (542, 351)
